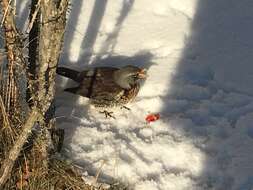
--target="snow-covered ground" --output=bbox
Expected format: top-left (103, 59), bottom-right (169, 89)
top-left (18, 0), bottom-right (253, 189)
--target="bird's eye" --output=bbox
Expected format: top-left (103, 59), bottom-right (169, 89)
top-left (133, 74), bottom-right (139, 78)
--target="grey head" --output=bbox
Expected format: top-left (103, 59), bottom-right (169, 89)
top-left (113, 65), bottom-right (147, 89)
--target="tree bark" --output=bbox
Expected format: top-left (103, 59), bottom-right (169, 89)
top-left (36, 0), bottom-right (69, 158)
top-left (0, 0), bottom-right (69, 187)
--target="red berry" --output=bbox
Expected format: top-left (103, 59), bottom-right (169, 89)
top-left (145, 113), bottom-right (160, 123)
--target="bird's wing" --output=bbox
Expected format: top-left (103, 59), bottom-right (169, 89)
top-left (90, 88), bottom-right (125, 107)
top-left (90, 76), bottom-right (124, 99)
top-left (64, 85), bottom-right (89, 97)
top-left (87, 67), bottom-right (125, 106)
top-left (80, 67), bottom-right (118, 78)
top-left (56, 67), bottom-right (83, 82)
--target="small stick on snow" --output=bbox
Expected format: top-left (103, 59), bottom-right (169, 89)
top-left (93, 160), bottom-right (106, 186)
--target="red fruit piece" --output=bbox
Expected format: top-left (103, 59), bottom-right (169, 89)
top-left (145, 113), bottom-right (160, 123)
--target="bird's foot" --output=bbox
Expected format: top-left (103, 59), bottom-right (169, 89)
top-left (120, 105), bottom-right (131, 110)
top-left (100, 110), bottom-right (116, 119)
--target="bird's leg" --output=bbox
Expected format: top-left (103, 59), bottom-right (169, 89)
top-left (120, 105), bottom-right (131, 110)
top-left (50, 128), bottom-right (65, 153)
top-left (99, 110), bottom-right (116, 119)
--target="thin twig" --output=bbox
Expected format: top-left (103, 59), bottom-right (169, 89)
top-left (26, 0), bottom-right (42, 33)
top-left (0, 0), bottom-right (12, 27)
top-left (23, 36), bottom-right (39, 50)
top-left (0, 95), bottom-right (11, 129)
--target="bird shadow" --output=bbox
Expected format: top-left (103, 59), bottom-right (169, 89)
top-left (55, 51), bottom-right (155, 187)
top-left (55, 0), bottom-right (156, 186)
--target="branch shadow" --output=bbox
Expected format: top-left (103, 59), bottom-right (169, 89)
top-left (56, 0), bottom-right (156, 186)
top-left (55, 51), bottom-right (155, 187)
top-left (98, 0), bottom-right (135, 56)
top-left (56, 0), bottom-right (109, 119)
top-left (163, 0), bottom-right (253, 189)
top-left (77, 0), bottom-right (108, 64)
top-left (60, 1), bottom-right (85, 63)
top-left (16, 0), bottom-right (30, 30)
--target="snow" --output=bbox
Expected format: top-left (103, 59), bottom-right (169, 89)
top-left (15, 0), bottom-right (253, 189)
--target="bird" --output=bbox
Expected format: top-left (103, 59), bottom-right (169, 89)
top-left (56, 65), bottom-right (147, 116)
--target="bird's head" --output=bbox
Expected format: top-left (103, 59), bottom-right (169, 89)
top-left (113, 65), bottom-right (147, 89)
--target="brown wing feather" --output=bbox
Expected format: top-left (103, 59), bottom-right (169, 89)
top-left (62, 66), bottom-right (140, 107)
top-left (73, 67), bottom-right (122, 107)
top-left (88, 67), bottom-right (125, 107)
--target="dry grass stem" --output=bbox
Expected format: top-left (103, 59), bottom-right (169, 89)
top-left (0, 95), bottom-right (11, 129)
top-left (94, 160), bottom-right (106, 186)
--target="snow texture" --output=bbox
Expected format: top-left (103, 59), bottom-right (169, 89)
top-left (16, 0), bottom-right (253, 189)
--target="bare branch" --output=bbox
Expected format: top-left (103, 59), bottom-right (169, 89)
top-left (1, 0), bottom-right (26, 113)
top-left (0, 109), bottom-right (41, 188)
top-left (0, 0), bottom-right (12, 27)
top-left (26, 0), bottom-right (42, 33)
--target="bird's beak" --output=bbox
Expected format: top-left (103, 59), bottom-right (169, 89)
top-left (138, 69), bottom-right (147, 79)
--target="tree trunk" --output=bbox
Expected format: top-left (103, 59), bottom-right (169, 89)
top-left (0, 0), bottom-right (69, 188)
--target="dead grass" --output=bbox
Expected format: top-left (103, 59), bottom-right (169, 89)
top-left (0, 71), bottom-right (103, 190)
top-left (0, 47), bottom-right (110, 190)
top-left (0, 111), bottom-right (102, 190)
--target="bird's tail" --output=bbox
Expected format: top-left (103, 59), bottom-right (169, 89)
top-left (64, 86), bottom-right (88, 97)
top-left (64, 87), bottom-right (80, 94)
top-left (56, 67), bottom-right (82, 82)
